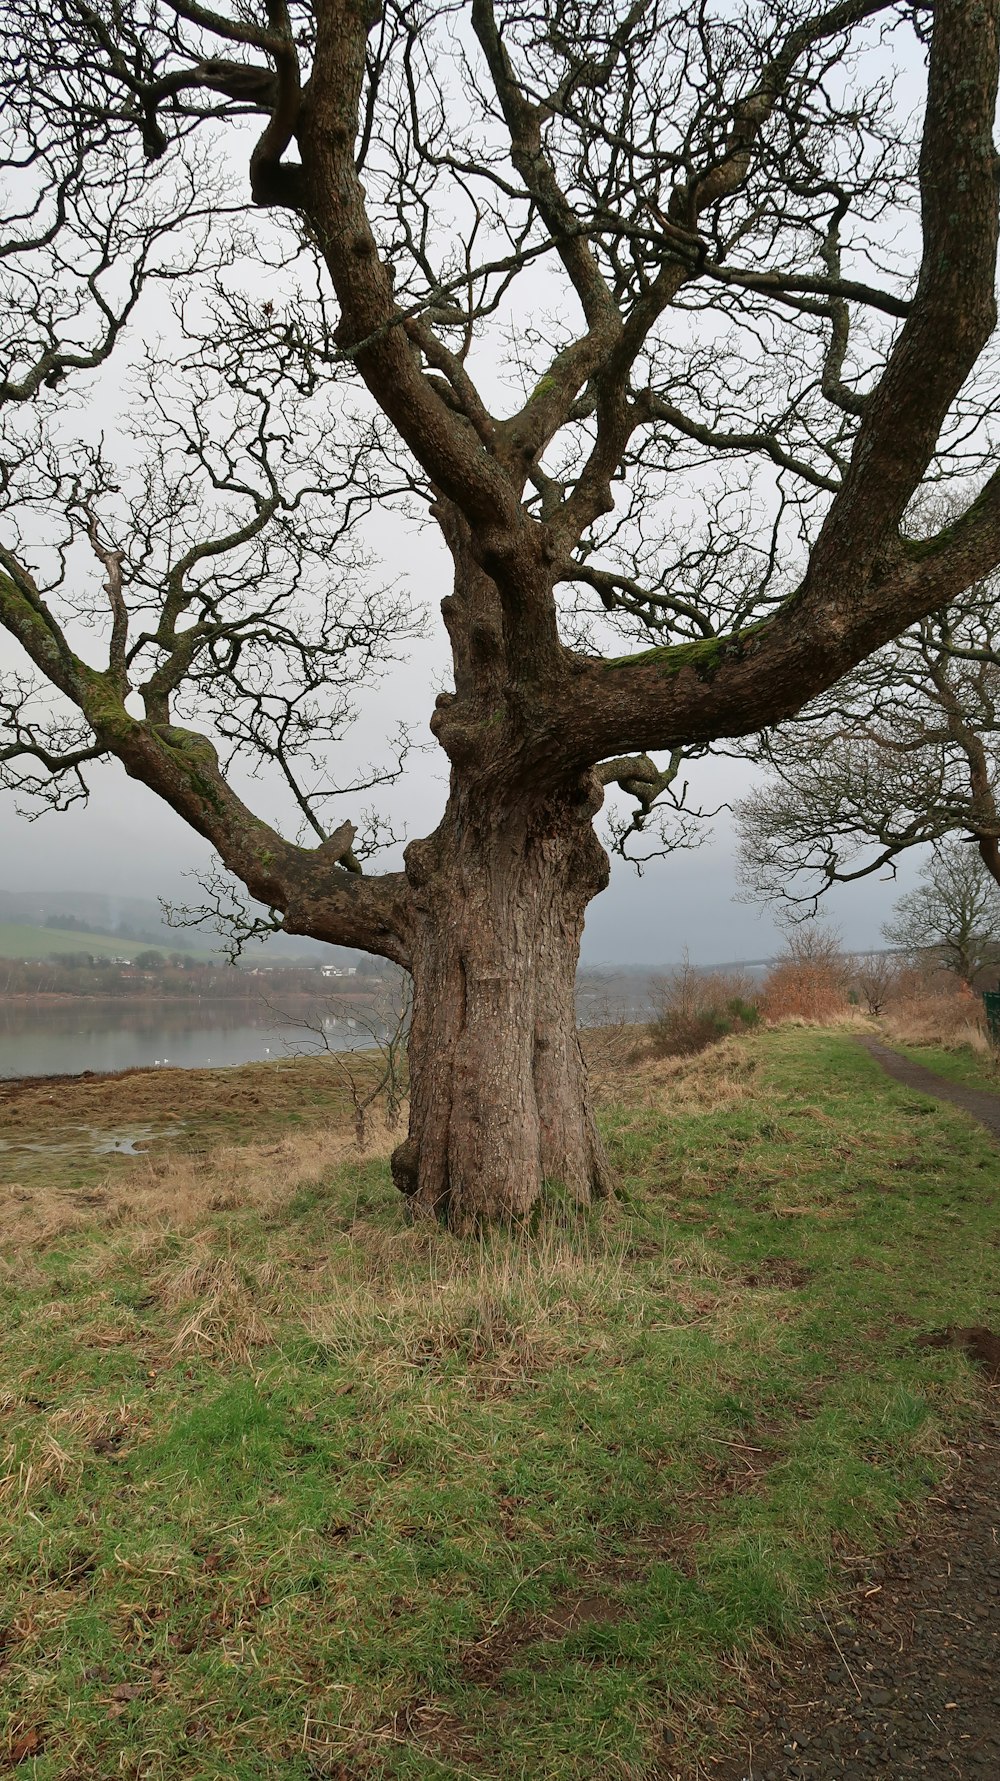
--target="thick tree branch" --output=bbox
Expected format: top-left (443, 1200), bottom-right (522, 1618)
top-left (803, 0), bottom-right (1000, 592)
top-left (552, 0), bottom-right (1000, 766)
top-left (0, 565), bottom-right (412, 963)
top-left (299, 1), bottom-right (519, 533)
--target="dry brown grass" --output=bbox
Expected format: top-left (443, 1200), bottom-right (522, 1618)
top-left (0, 1017), bottom-right (834, 1392)
top-left (0, 1110), bottom-right (403, 1253)
top-left (0, 1052), bottom-right (378, 1133)
top-left (1, 1029), bottom-right (764, 1262)
top-left (0, 1399), bottom-right (144, 1512)
top-left (635, 1033), bottom-right (761, 1113)
top-left (580, 1020), bottom-right (647, 1100)
top-left (878, 966), bottom-right (988, 1050)
top-left (304, 1219), bottom-right (635, 1393)
top-left (152, 1250), bottom-right (287, 1361)
top-left (1, 1037), bottom-right (651, 1380)
top-left (60, 1171), bottom-right (639, 1385)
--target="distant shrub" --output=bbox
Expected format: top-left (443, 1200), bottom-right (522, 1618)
top-left (648, 959), bottom-right (760, 1057)
top-left (758, 924), bottom-right (851, 1024)
top-left (848, 951), bottom-right (902, 1017)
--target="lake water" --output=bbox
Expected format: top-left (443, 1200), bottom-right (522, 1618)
top-left (0, 982), bottom-right (647, 1081)
top-left (0, 1000), bottom-right (380, 1079)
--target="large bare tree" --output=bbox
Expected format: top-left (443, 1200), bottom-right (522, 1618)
top-left (3, 0), bottom-right (1000, 1227)
top-left (736, 580), bottom-right (1000, 910)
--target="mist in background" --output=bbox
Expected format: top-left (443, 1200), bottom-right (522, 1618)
top-left (0, 721), bottom-right (920, 967)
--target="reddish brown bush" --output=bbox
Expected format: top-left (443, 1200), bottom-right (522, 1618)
top-left (759, 927), bottom-right (851, 1024)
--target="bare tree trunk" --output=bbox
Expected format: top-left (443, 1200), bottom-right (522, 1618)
top-left (391, 783), bottom-right (613, 1228)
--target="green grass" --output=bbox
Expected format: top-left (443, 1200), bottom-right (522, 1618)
top-left (0, 921), bottom-right (176, 961)
top-left (1, 1027), bottom-right (997, 1779)
top-left (886, 1036), bottom-right (1000, 1094)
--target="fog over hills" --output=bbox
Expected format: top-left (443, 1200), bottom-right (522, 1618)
top-left (0, 888), bottom-right (364, 969)
top-left (0, 723), bottom-right (926, 972)
top-left (0, 888), bottom-right (206, 949)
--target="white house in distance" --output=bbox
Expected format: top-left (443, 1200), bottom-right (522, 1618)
top-left (320, 965), bottom-right (357, 979)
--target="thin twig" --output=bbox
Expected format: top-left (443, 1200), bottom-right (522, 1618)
top-left (818, 1603), bottom-right (863, 1700)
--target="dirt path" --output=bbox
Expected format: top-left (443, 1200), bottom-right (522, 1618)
top-left (857, 1035), bottom-right (1000, 1142)
top-left (710, 1039), bottom-right (1000, 1781)
top-left (714, 1418), bottom-right (1000, 1780)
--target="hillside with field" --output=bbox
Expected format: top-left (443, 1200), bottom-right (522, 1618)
top-left (0, 920), bottom-right (181, 962)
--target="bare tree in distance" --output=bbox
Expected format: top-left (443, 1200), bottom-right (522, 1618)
top-left (849, 950), bottom-right (900, 1018)
top-left (882, 844), bottom-right (1000, 987)
top-left (3, 2), bottom-right (1000, 1225)
top-left (648, 950), bottom-right (761, 1057)
top-left (736, 574), bottom-right (1000, 914)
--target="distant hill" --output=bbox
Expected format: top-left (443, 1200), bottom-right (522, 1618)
top-left (0, 921), bottom-right (173, 962)
top-left (0, 889), bottom-right (208, 953)
top-left (0, 888), bottom-right (365, 970)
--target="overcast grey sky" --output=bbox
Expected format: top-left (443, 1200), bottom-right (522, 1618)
top-left (0, 17), bottom-right (930, 969)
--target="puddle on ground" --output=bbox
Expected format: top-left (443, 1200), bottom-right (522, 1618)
top-left (0, 1124), bottom-right (184, 1158)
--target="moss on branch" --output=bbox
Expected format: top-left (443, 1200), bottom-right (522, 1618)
top-left (600, 627), bottom-right (764, 679)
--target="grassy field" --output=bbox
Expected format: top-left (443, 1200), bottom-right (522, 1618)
top-left (0, 1027), bottom-right (997, 1779)
top-left (0, 922), bottom-right (177, 962)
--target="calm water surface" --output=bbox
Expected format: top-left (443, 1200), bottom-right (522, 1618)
top-left (1, 983), bottom-right (646, 1081)
top-left (0, 999), bottom-right (379, 1079)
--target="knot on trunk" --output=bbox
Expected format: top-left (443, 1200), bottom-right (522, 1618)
top-left (391, 1137), bottom-right (420, 1198)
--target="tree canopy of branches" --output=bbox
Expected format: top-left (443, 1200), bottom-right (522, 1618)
top-left (3, 1), bottom-right (1000, 1226)
top-left (883, 843), bottom-right (1000, 986)
top-left (736, 576), bottom-right (1000, 910)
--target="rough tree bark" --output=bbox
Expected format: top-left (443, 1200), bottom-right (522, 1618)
top-left (395, 777), bottom-right (612, 1225)
top-left (381, 505), bottom-right (612, 1224)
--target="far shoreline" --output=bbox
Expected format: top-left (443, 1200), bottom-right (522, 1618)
top-left (0, 989), bottom-right (379, 1008)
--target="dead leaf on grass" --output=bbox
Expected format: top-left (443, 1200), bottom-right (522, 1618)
top-left (6, 1728), bottom-right (44, 1765)
top-left (110, 1683), bottom-right (144, 1702)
